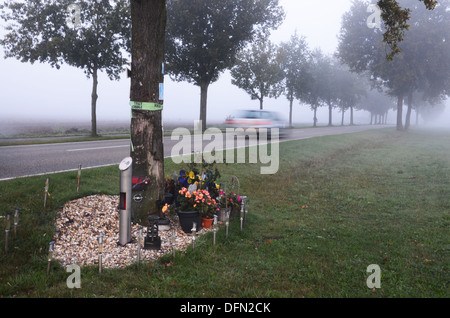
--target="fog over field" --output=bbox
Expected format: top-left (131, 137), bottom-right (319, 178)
top-left (0, 0), bottom-right (448, 136)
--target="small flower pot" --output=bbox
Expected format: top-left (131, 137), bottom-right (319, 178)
top-left (230, 206), bottom-right (240, 218)
top-left (177, 211), bottom-right (202, 233)
top-left (218, 208), bottom-right (227, 222)
top-left (201, 217), bottom-right (214, 229)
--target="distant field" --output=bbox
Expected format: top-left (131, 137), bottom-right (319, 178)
top-left (0, 119), bottom-right (131, 138)
top-left (0, 118), bottom-right (333, 139)
top-left (0, 118), bottom-right (227, 140)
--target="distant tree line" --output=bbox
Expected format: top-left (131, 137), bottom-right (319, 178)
top-left (338, 0), bottom-right (450, 130)
top-left (230, 35), bottom-right (391, 128)
top-left (1, 0), bottom-right (448, 133)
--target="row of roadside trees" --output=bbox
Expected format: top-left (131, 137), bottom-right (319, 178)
top-left (337, 0), bottom-right (450, 130)
top-left (230, 0), bottom-right (450, 130)
top-left (230, 35), bottom-right (392, 128)
top-left (2, 0), bottom-right (448, 134)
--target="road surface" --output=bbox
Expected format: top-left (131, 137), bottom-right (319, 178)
top-left (0, 125), bottom-right (391, 180)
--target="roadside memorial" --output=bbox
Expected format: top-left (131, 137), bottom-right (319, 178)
top-left (46, 159), bottom-right (249, 270)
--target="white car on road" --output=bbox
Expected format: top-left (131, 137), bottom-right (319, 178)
top-left (225, 110), bottom-right (287, 138)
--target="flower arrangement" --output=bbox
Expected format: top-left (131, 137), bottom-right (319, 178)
top-left (177, 169), bottom-right (220, 199)
top-left (163, 187), bottom-right (219, 219)
top-left (177, 152), bottom-right (221, 196)
top-left (219, 190), bottom-right (242, 210)
top-left (161, 203), bottom-right (172, 216)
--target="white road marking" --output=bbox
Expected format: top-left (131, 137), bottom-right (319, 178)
top-left (66, 145), bottom-right (130, 152)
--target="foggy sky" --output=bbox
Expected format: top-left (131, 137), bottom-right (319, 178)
top-left (0, 0), bottom-right (448, 128)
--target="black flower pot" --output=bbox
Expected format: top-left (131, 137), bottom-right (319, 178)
top-left (177, 211), bottom-right (202, 233)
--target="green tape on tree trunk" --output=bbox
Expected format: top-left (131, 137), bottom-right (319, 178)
top-left (130, 101), bottom-right (163, 111)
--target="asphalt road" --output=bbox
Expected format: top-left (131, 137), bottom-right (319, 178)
top-left (0, 125), bottom-right (391, 181)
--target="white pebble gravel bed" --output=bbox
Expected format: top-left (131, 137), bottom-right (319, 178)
top-left (53, 194), bottom-right (212, 269)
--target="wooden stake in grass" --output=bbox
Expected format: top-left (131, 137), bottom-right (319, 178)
top-left (225, 210), bottom-right (230, 239)
top-left (213, 215), bottom-right (218, 246)
top-left (14, 207), bottom-right (19, 237)
top-left (47, 241), bottom-right (55, 275)
top-left (137, 227), bottom-right (142, 264)
top-left (241, 196), bottom-right (248, 225)
top-left (5, 212), bottom-right (12, 254)
top-left (240, 201), bottom-right (244, 231)
top-left (191, 222), bottom-right (197, 249)
top-left (98, 235), bottom-right (103, 274)
top-left (77, 164), bottom-right (82, 193)
top-left (44, 178), bottom-right (50, 208)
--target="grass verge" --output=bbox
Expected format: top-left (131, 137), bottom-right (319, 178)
top-left (0, 128), bottom-right (448, 298)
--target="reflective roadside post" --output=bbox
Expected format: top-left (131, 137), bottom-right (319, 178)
top-left (44, 178), bottom-right (50, 208)
top-left (137, 226), bottom-right (143, 264)
top-left (240, 196), bottom-right (248, 225)
top-left (213, 214), bottom-right (218, 246)
top-left (191, 222), bottom-right (197, 249)
top-left (47, 241), bottom-right (55, 275)
top-left (98, 234), bottom-right (103, 274)
top-left (14, 207), bottom-right (19, 237)
top-left (240, 201), bottom-right (244, 231)
top-left (77, 164), bottom-right (82, 193)
top-left (225, 210), bottom-right (230, 239)
top-left (119, 157), bottom-right (133, 246)
top-left (5, 212), bottom-right (12, 254)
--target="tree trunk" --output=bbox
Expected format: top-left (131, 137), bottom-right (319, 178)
top-left (91, 66), bottom-right (98, 137)
top-left (313, 106), bottom-right (318, 127)
top-left (259, 97), bottom-right (264, 110)
top-left (415, 106), bottom-right (419, 125)
top-left (289, 96), bottom-right (293, 128)
top-left (130, 0), bottom-right (166, 223)
top-left (405, 92), bottom-right (413, 131)
top-left (350, 106), bottom-right (354, 125)
top-left (328, 102), bottom-right (333, 126)
top-left (396, 95), bottom-right (404, 131)
top-left (199, 81), bottom-right (209, 132)
top-left (341, 108), bottom-right (345, 126)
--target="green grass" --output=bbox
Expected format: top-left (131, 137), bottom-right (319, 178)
top-left (0, 128), bottom-right (449, 298)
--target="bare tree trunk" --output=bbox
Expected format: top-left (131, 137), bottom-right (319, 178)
top-left (396, 95), bottom-right (404, 131)
top-left (415, 106), bottom-right (419, 125)
top-left (341, 108), bottom-right (345, 126)
top-left (289, 96), bottom-right (293, 128)
top-left (328, 102), bottom-right (333, 126)
top-left (199, 81), bottom-right (209, 132)
top-left (405, 91), bottom-right (413, 131)
top-left (313, 106), bottom-right (318, 127)
top-left (91, 66), bottom-right (98, 137)
top-left (130, 0), bottom-right (166, 223)
top-left (350, 106), bottom-right (354, 125)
